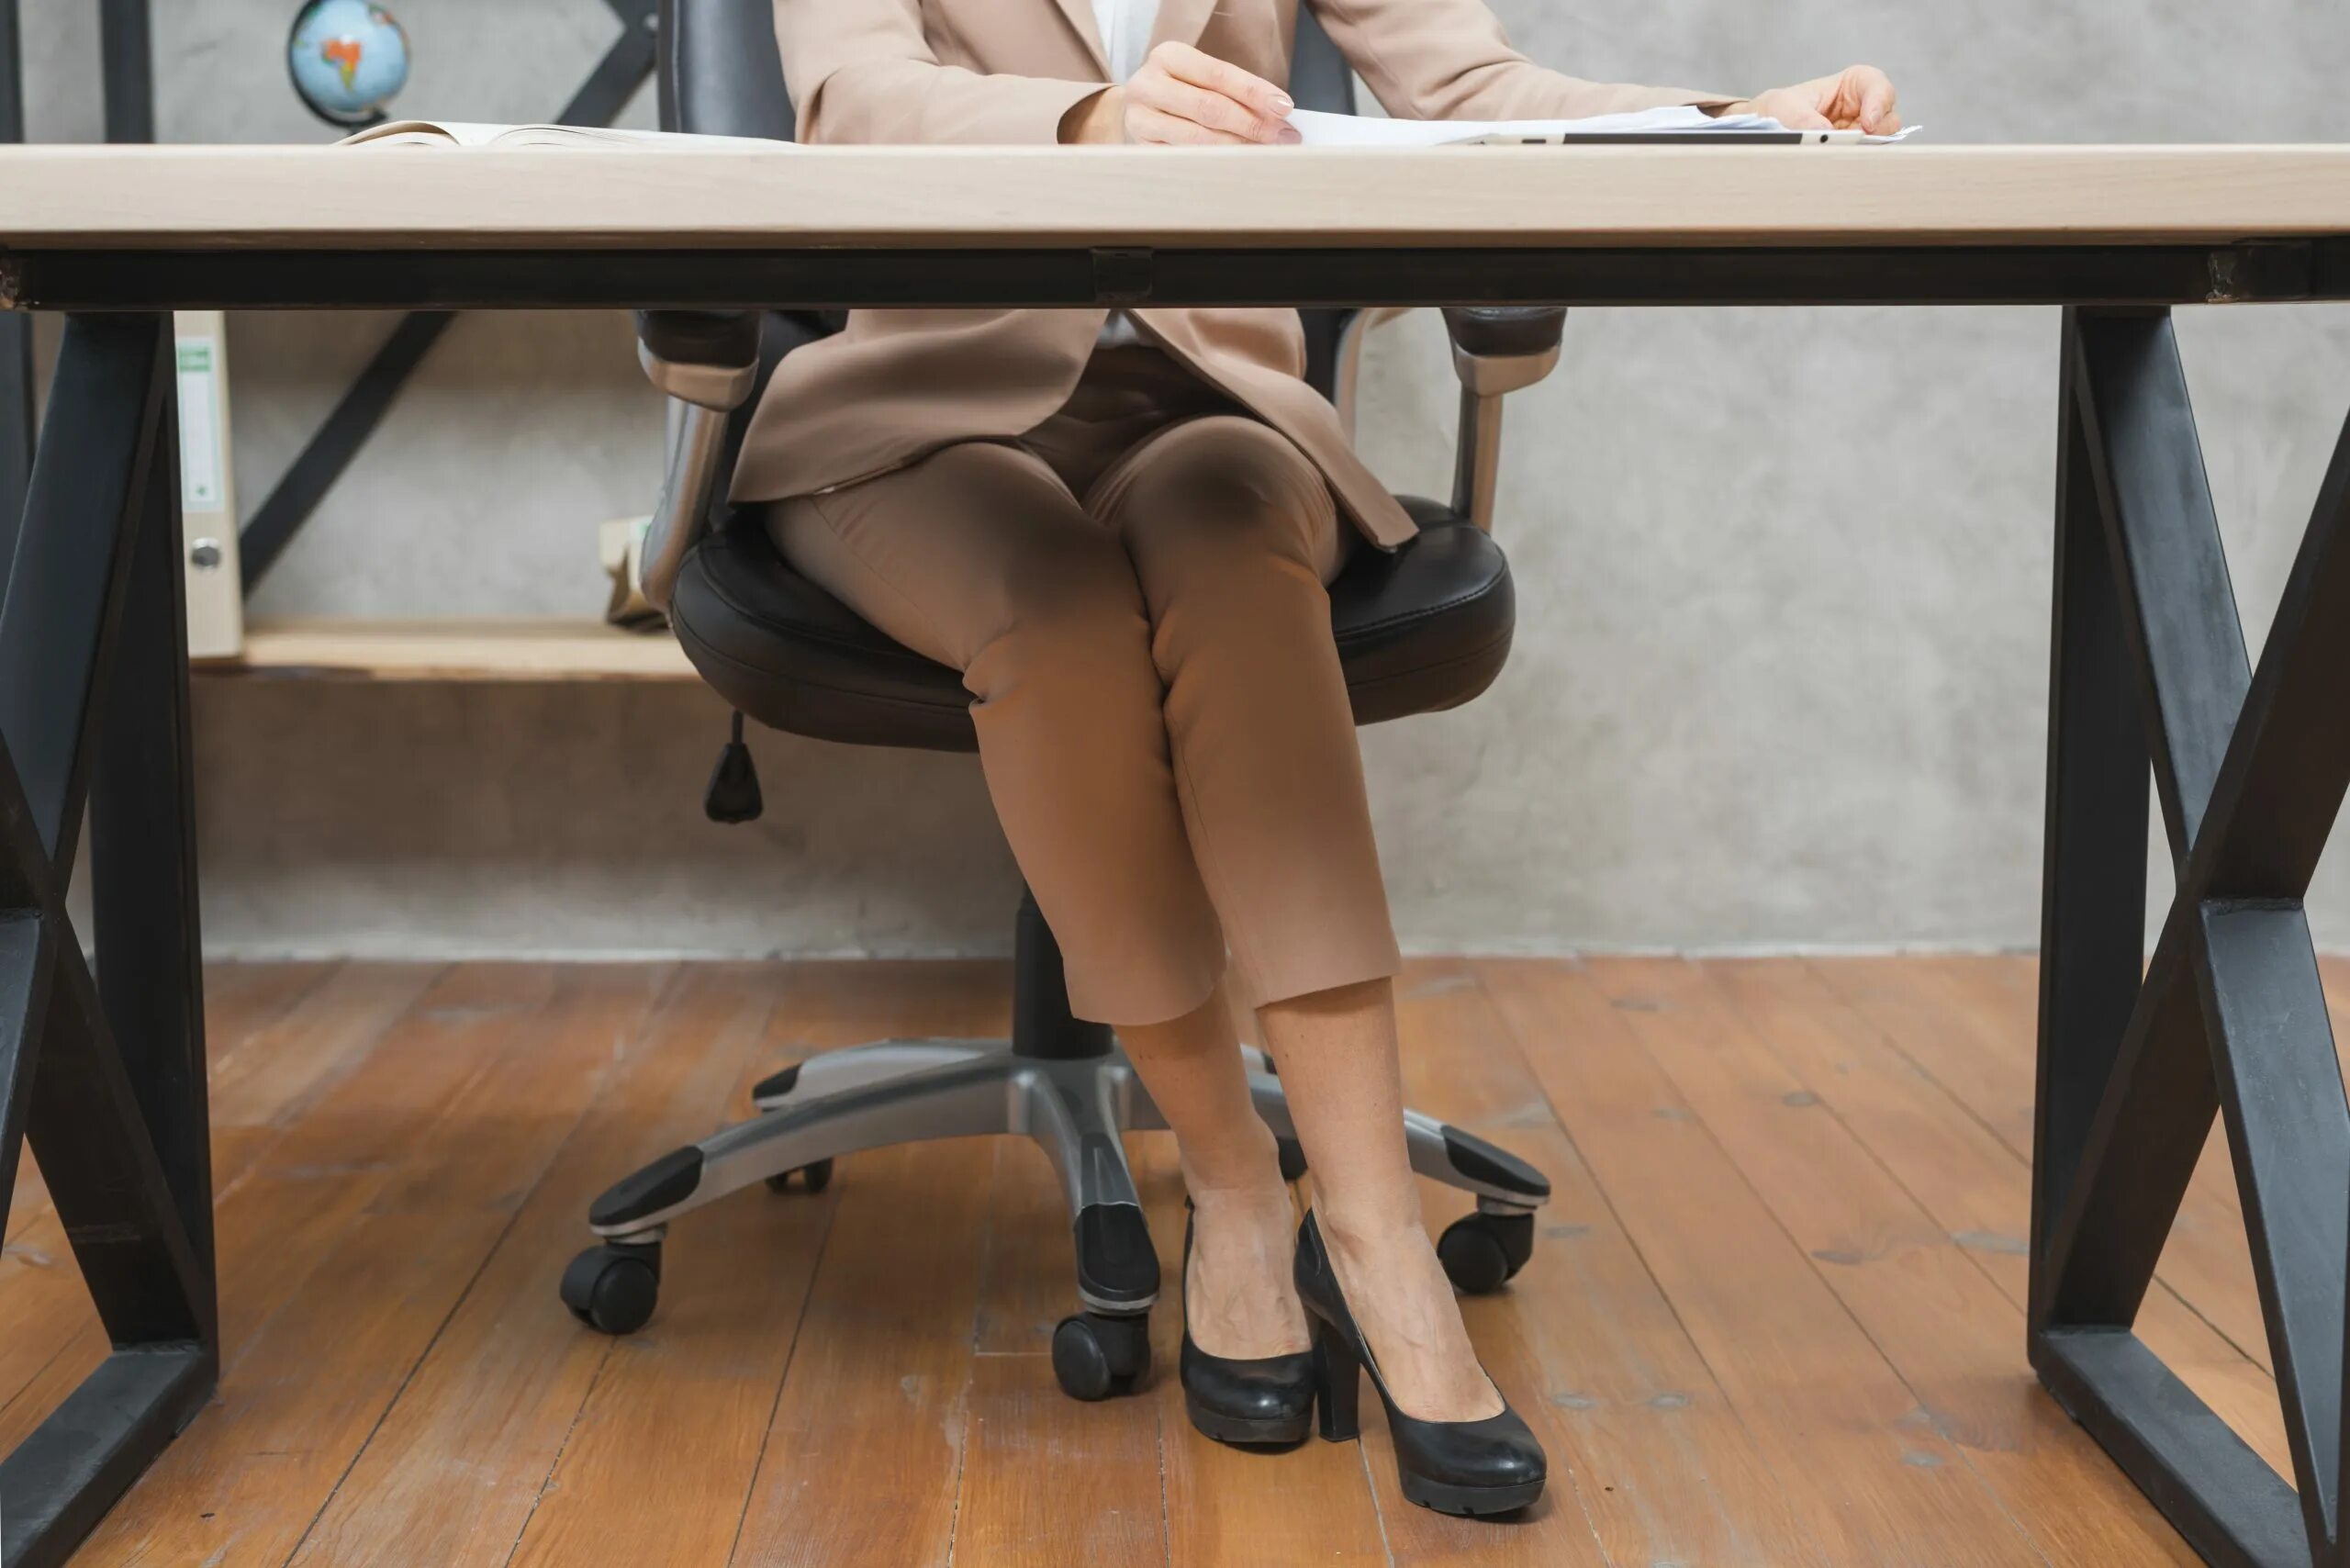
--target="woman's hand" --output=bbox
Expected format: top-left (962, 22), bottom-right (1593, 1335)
top-left (1060, 42), bottom-right (1300, 145)
top-left (1729, 64), bottom-right (1900, 134)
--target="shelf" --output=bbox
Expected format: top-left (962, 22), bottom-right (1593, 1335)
top-left (198, 618), bottom-right (699, 683)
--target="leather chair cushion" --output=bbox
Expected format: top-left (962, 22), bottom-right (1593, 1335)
top-left (669, 495), bottom-right (1514, 754)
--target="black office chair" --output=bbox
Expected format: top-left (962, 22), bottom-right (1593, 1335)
top-left (562, 0), bottom-right (1561, 1402)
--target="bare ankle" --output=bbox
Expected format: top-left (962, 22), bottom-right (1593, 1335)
top-left (1180, 1126), bottom-right (1287, 1207)
top-left (1315, 1201), bottom-right (1426, 1256)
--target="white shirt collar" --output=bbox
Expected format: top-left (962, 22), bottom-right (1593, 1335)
top-left (1091, 0), bottom-right (1159, 84)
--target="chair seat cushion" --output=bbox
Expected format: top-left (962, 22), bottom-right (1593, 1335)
top-left (669, 495), bottom-right (1514, 754)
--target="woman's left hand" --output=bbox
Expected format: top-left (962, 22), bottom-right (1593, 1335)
top-left (1731, 65), bottom-right (1900, 134)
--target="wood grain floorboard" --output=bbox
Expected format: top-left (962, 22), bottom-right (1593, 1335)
top-left (498, 969), bottom-right (833, 1568)
top-left (956, 1131), bottom-right (1168, 1568)
top-left (3, 959), bottom-right (335, 1248)
top-left (957, 1294), bottom-right (1167, 1568)
top-left (0, 961), bottom-right (437, 1458)
top-left (205, 963), bottom-right (442, 1136)
top-left (1707, 958), bottom-right (2289, 1475)
top-left (1589, 957), bottom-right (2199, 1565)
top-left (722, 1136), bottom-right (995, 1568)
top-left (722, 962), bottom-right (1007, 1568)
top-left (1393, 959), bottom-right (1823, 1568)
top-left (1915, 954), bottom-right (2300, 1467)
top-left (1480, 959), bottom-right (2049, 1568)
top-left (17, 957), bottom-right (2290, 1568)
top-left (1811, 958), bottom-right (2271, 1376)
top-left (287, 965), bottom-right (783, 1568)
top-left (66, 966), bottom-right (670, 1568)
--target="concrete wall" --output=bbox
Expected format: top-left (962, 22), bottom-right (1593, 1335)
top-left (21, 0), bottom-right (2350, 958)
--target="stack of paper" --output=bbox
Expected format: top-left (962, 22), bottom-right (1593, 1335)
top-left (1286, 105), bottom-right (1918, 147)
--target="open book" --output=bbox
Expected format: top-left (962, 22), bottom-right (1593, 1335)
top-left (341, 120), bottom-right (784, 151)
top-left (1287, 105), bottom-right (1919, 147)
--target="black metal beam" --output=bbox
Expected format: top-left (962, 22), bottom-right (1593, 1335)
top-left (2189, 392), bottom-right (2350, 902)
top-left (0, 910), bottom-right (50, 1239)
top-left (0, 0), bottom-right (20, 150)
top-left (0, 0), bottom-right (30, 588)
top-left (0, 316), bottom-right (28, 595)
top-left (2029, 308), bottom-right (2159, 1324)
top-left (2029, 308), bottom-right (2350, 1567)
top-left (2069, 309), bottom-right (2250, 860)
top-left (0, 314), bottom-right (165, 864)
top-left (6, 241), bottom-right (2348, 316)
top-left (565, 0), bottom-right (658, 129)
top-left (2196, 902), bottom-right (2348, 1553)
top-left (237, 310), bottom-right (453, 588)
top-left (2032, 306), bottom-right (2264, 1334)
top-left (237, 0), bottom-right (660, 588)
top-left (90, 363), bottom-right (213, 1281)
top-left (0, 313), bottom-right (216, 1568)
top-left (2034, 1328), bottom-right (2309, 1568)
top-left (2036, 910), bottom-right (2215, 1332)
top-left (29, 940), bottom-right (211, 1347)
top-left (97, 0), bottom-right (153, 144)
top-left (0, 1346), bottom-right (214, 1568)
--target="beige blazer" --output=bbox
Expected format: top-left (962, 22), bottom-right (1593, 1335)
top-left (733, 0), bottom-right (1729, 547)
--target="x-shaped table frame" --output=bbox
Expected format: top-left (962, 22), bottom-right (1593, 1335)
top-left (0, 315), bottom-right (213, 1568)
top-left (2033, 305), bottom-right (2350, 1568)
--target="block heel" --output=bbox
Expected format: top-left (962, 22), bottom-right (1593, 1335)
top-left (1313, 1320), bottom-right (1362, 1441)
top-left (1292, 1211), bottom-right (1547, 1518)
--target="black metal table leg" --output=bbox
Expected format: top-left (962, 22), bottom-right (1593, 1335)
top-left (0, 313), bottom-right (216, 1568)
top-left (0, 0), bottom-right (30, 573)
top-left (2030, 305), bottom-right (2350, 1568)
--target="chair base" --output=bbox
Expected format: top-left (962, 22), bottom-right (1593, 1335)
top-left (563, 896), bottom-right (1552, 1400)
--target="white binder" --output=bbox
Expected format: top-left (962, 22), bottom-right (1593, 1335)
top-left (173, 311), bottom-right (243, 659)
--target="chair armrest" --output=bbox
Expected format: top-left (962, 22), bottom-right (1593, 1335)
top-left (633, 309), bottom-right (763, 612)
top-left (1440, 307), bottom-right (1566, 530)
top-left (636, 308), bottom-right (761, 409)
top-left (1440, 306), bottom-right (1568, 365)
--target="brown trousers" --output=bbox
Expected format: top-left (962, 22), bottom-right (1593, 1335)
top-left (766, 347), bottom-right (1402, 1025)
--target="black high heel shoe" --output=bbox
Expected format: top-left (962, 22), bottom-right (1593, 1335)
top-left (1294, 1211), bottom-right (1546, 1517)
top-left (1179, 1211), bottom-right (1315, 1446)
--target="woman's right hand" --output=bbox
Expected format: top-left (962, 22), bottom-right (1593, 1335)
top-left (1060, 42), bottom-right (1300, 145)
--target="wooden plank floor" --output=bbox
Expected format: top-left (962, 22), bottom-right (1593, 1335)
top-left (1, 956), bottom-right (2316, 1567)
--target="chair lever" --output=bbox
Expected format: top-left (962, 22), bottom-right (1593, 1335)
top-left (704, 711), bottom-right (765, 824)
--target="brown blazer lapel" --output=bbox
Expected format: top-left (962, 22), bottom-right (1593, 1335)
top-left (1049, 0), bottom-right (1113, 77)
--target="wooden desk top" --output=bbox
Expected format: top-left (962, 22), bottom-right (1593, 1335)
top-left (4, 143), bottom-right (2349, 251)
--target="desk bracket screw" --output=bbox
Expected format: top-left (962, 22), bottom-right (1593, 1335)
top-left (2205, 248), bottom-right (2244, 304)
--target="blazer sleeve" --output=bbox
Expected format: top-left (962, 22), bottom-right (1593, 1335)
top-left (1307, 0), bottom-right (1736, 121)
top-left (773, 0), bottom-right (1102, 144)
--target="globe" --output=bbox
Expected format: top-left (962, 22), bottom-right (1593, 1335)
top-left (286, 0), bottom-right (410, 128)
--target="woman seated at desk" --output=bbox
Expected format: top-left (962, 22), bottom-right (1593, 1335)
top-left (744, 0), bottom-right (1898, 1518)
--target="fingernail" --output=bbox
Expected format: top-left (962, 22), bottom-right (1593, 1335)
top-left (1278, 125), bottom-right (1302, 144)
top-left (1271, 92), bottom-right (1294, 113)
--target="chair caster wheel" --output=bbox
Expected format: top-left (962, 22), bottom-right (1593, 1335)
top-left (1276, 1137), bottom-right (1308, 1182)
top-left (561, 1239), bottom-right (662, 1334)
top-left (1438, 1211), bottom-right (1534, 1295)
top-left (765, 1158), bottom-right (834, 1195)
top-left (1051, 1311), bottom-right (1151, 1401)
